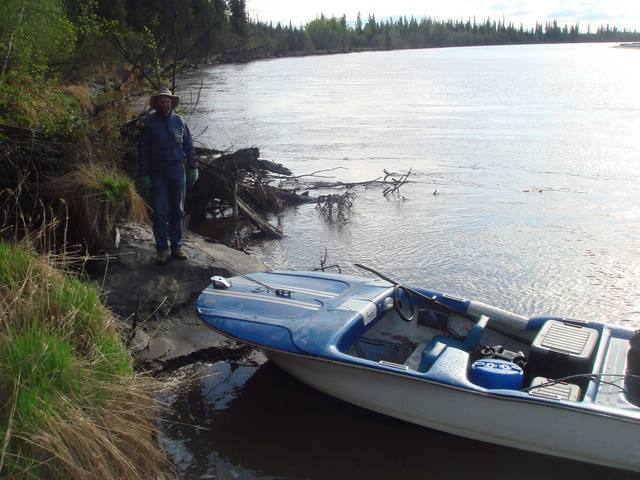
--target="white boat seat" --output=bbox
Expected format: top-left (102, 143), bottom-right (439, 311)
top-left (418, 315), bottom-right (490, 372)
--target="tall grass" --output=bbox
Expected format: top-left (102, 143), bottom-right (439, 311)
top-left (0, 242), bottom-right (174, 479)
top-left (0, 80), bottom-right (88, 139)
top-left (46, 164), bottom-right (148, 251)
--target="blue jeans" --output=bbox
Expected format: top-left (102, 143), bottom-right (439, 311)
top-left (151, 166), bottom-right (186, 252)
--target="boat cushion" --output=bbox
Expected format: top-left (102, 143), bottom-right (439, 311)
top-left (418, 340), bottom-right (447, 371)
top-left (418, 315), bottom-right (490, 372)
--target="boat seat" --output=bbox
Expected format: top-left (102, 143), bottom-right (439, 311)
top-left (418, 315), bottom-right (490, 372)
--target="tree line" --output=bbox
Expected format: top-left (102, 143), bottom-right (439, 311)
top-left (255, 13), bottom-right (640, 55)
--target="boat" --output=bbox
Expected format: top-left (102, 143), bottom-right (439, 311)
top-left (195, 268), bottom-right (640, 472)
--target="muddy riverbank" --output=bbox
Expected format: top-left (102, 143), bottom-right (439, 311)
top-left (98, 222), bottom-right (265, 371)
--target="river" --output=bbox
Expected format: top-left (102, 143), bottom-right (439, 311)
top-left (161, 43), bottom-right (640, 479)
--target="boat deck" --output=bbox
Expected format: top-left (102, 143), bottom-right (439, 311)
top-left (345, 307), bottom-right (532, 371)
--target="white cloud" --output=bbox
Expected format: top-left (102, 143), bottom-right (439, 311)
top-left (247, 0), bottom-right (640, 31)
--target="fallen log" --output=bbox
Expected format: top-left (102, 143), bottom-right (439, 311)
top-left (194, 145), bottom-right (226, 156)
top-left (274, 188), bottom-right (315, 205)
top-left (188, 146), bottom-right (290, 238)
top-left (255, 159), bottom-right (292, 176)
top-left (210, 147), bottom-right (292, 176)
top-left (0, 122), bottom-right (47, 140)
top-left (236, 197), bottom-right (283, 239)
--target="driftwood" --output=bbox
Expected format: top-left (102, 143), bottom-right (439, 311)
top-left (0, 123), bottom-right (70, 192)
top-left (194, 145), bottom-right (226, 156)
top-left (315, 191), bottom-right (355, 223)
top-left (383, 168), bottom-right (412, 197)
top-left (236, 197), bottom-right (283, 239)
top-left (312, 247), bottom-right (342, 273)
top-left (275, 166), bottom-right (414, 196)
top-left (204, 146), bottom-right (292, 176)
top-left (189, 146), bottom-right (292, 238)
top-left (0, 122), bottom-right (45, 139)
top-left (274, 188), bottom-right (312, 205)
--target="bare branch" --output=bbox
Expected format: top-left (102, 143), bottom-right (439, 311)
top-left (269, 166), bottom-right (348, 181)
top-left (383, 168), bottom-right (412, 197)
top-left (1, 0), bottom-right (27, 85)
top-left (312, 247), bottom-right (342, 273)
top-left (188, 79), bottom-right (205, 118)
top-left (315, 191), bottom-right (355, 223)
top-left (107, 33), bottom-right (159, 90)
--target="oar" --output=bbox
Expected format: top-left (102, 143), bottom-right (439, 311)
top-left (353, 263), bottom-right (478, 322)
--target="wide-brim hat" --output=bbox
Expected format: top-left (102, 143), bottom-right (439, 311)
top-left (150, 86), bottom-right (179, 110)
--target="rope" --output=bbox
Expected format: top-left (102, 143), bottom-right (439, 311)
top-left (522, 372), bottom-right (640, 394)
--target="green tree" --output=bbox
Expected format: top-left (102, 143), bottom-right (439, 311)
top-left (229, 0), bottom-right (246, 35)
top-left (96, 0), bottom-right (127, 27)
top-left (305, 14), bottom-right (348, 51)
top-left (0, 0), bottom-right (76, 82)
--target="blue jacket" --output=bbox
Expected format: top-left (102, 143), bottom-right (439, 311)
top-left (139, 112), bottom-right (195, 176)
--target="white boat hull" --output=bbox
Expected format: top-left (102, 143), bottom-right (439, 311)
top-left (266, 349), bottom-right (640, 472)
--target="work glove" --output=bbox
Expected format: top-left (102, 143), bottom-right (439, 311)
top-left (188, 168), bottom-right (199, 187)
top-left (140, 175), bottom-right (152, 193)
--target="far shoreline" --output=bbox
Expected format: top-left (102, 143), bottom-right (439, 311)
top-left (200, 40), bottom-right (638, 68)
top-left (617, 42), bottom-right (640, 48)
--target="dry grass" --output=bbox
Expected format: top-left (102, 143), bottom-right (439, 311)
top-left (46, 164), bottom-right (148, 251)
top-left (0, 242), bottom-right (175, 479)
top-left (20, 379), bottom-right (174, 480)
top-left (5, 380), bottom-right (175, 480)
top-left (60, 84), bottom-right (93, 115)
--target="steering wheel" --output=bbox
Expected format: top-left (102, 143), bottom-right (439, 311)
top-left (393, 284), bottom-right (415, 322)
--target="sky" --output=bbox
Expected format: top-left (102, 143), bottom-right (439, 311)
top-left (247, 0), bottom-right (640, 32)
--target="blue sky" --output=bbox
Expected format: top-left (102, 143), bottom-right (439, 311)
top-left (247, 0), bottom-right (640, 32)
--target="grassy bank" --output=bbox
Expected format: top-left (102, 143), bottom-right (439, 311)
top-left (0, 242), bottom-right (173, 479)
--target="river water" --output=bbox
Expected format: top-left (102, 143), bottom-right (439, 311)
top-left (162, 43), bottom-right (640, 479)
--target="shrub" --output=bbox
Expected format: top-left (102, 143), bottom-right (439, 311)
top-left (0, 79), bottom-right (88, 139)
top-left (0, 0), bottom-right (76, 82)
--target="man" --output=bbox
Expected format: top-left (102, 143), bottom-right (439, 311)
top-left (139, 86), bottom-right (199, 264)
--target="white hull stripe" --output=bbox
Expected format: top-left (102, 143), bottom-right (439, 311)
top-left (202, 288), bottom-right (321, 310)
top-left (231, 278), bottom-right (339, 299)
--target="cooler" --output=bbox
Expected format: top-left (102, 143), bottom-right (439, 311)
top-left (528, 319), bottom-right (599, 380)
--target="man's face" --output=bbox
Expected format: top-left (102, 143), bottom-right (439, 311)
top-left (156, 96), bottom-right (172, 116)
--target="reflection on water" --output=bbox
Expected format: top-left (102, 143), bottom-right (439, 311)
top-left (160, 359), bottom-right (635, 480)
top-left (168, 43), bottom-right (640, 479)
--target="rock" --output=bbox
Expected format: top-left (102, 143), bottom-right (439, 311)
top-left (137, 336), bottom-right (174, 363)
top-left (97, 222), bottom-right (265, 369)
top-left (127, 327), bottom-right (150, 355)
